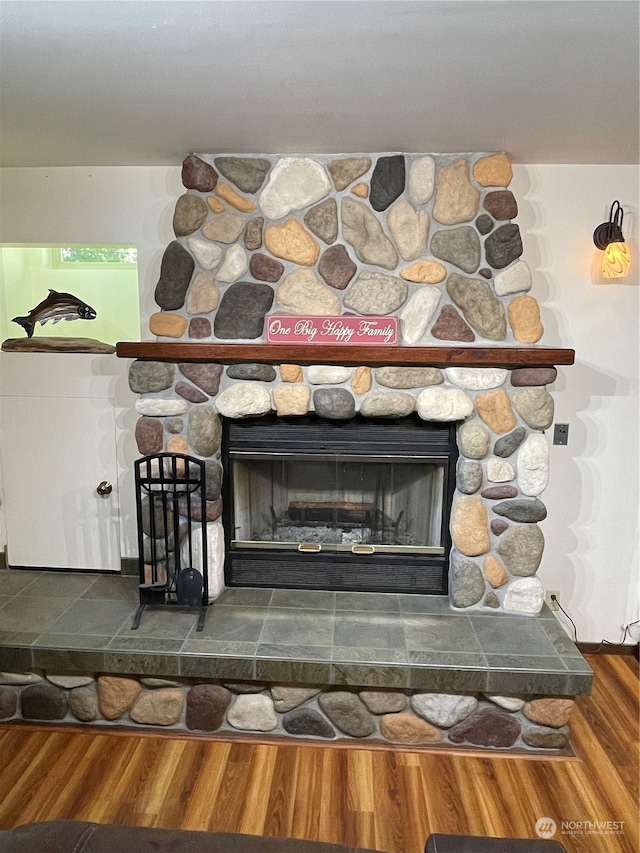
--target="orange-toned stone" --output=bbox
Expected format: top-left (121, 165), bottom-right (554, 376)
top-left (167, 435), bottom-right (189, 455)
top-left (400, 260), bottom-right (447, 283)
top-left (264, 219), bottom-right (320, 266)
top-left (149, 313), bottom-right (188, 338)
top-left (351, 182), bottom-right (369, 198)
top-left (473, 153), bottom-right (513, 187)
top-left (451, 495), bottom-right (490, 557)
top-left (206, 196), bottom-right (225, 213)
top-left (523, 698), bottom-right (575, 728)
top-left (273, 385), bottom-right (311, 416)
top-left (98, 676), bottom-right (142, 721)
top-left (280, 364), bottom-right (303, 383)
top-left (380, 711), bottom-right (442, 743)
top-left (475, 389), bottom-right (516, 434)
top-left (483, 554), bottom-right (509, 588)
top-left (508, 295), bottom-right (544, 343)
top-left (215, 182), bottom-right (256, 213)
top-left (352, 366), bottom-right (372, 395)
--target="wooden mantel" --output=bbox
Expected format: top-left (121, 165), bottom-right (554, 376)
top-left (116, 342), bottom-right (575, 369)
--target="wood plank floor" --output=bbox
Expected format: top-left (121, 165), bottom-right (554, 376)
top-left (0, 655), bottom-right (637, 853)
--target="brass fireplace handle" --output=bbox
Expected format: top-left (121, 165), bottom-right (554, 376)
top-left (96, 481), bottom-right (113, 497)
top-left (351, 544), bottom-right (375, 555)
top-left (298, 543), bottom-right (322, 553)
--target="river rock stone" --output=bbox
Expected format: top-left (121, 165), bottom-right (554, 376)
top-left (313, 388), bottom-right (356, 420)
top-left (431, 305), bottom-right (475, 342)
top-left (178, 498), bottom-right (221, 524)
top-left (0, 672), bottom-right (43, 686)
top-left (244, 217), bottom-right (264, 250)
top-left (283, 708), bottom-right (335, 738)
top-left (485, 694), bottom-right (525, 712)
top-left (411, 692), bottom-right (478, 728)
top-left (475, 390), bottom-right (516, 434)
top-left (510, 367), bottom-right (557, 387)
top-left (401, 287), bottom-right (441, 344)
top-left (135, 417), bottom-right (164, 454)
top-left (179, 363), bottom-right (223, 396)
top-left (433, 158), bottom-right (480, 225)
top-left (67, 685), bottom-right (98, 722)
top-left (0, 688), bottom-right (17, 719)
top-left (249, 253), bottom-right (285, 283)
top-left (46, 674), bottom-right (95, 689)
top-left (202, 213), bottom-right (245, 244)
top-left (351, 366), bottom-right (372, 395)
top-left (341, 197), bottom-right (398, 269)
top-left (182, 154), bottom-right (218, 192)
top-left (217, 245), bottom-right (248, 283)
top-left (523, 724), bottom-right (570, 749)
top-left (141, 678), bottom-right (186, 689)
top-left (173, 194), bottom-right (208, 237)
top-left (458, 421), bottom-right (490, 459)
top-left (513, 389), bottom-right (554, 430)
top-left (130, 688), bottom-right (184, 726)
top-left (503, 576), bottom-right (544, 613)
top-left (457, 459), bottom-right (483, 494)
top-left (483, 555), bottom-right (509, 588)
top-left (518, 434), bottom-right (549, 496)
top-left (445, 368), bottom-right (508, 391)
top-left (451, 495), bottom-right (490, 556)
top-left (135, 399), bottom-right (188, 417)
top-left (186, 272), bottom-right (219, 314)
top-left (318, 245), bottom-right (357, 290)
top-left (227, 364), bottom-right (277, 382)
top-left (265, 219), bottom-right (320, 266)
top-left (498, 525), bottom-right (545, 576)
top-left (98, 676), bottom-right (142, 721)
top-left (344, 271), bottom-right (407, 315)
top-left (408, 155), bottom-right (436, 204)
top-left (400, 260), bottom-right (447, 284)
top-left (308, 365), bottom-right (353, 385)
top-left (431, 227), bottom-right (481, 273)
top-left (381, 712), bottom-right (442, 744)
top-left (486, 459), bottom-right (515, 483)
top-left (271, 686), bottom-right (321, 712)
top-left (259, 157), bottom-right (330, 220)
top-left (484, 592), bottom-right (500, 608)
top-left (490, 519), bottom-right (509, 536)
top-left (493, 499), bottom-right (547, 523)
top-left (479, 268), bottom-right (492, 279)
top-left (483, 190), bottom-right (517, 220)
top-left (482, 485), bottom-right (517, 500)
top-left (417, 387), bottom-right (474, 422)
top-left (273, 385), bottom-right (311, 416)
top-left (304, 198), bottom-right (339, 244)
top-left (351, 183), bottom-right (369, 198)
top-left (186, 684), bottom-right (231, 731)
top-left (446, 274), bottom-right (506, 340)
top-left (166, 418), bottom-right (183, 434)
top-left (188, 406), bottom-right (222, 456)
top-left (215, 182), bottom-right (256, 214)
top-left (148, 312), bottom-right (188, 338)
top-left (204, 460), bottom-right (223, 501)
top-left (374, 367), bottom-right (442, 389)
top-left (523, 698), bottom-right (575, 728)
top-left (129, 361), bottom-right (174, 394)
top-left (189, 318), bottom-right (211, 339)
top-left (493, 260), bottom-right (531, 296)
top-left (493, 427), bottom-right (527, 458)
top-left (186, 237), bottom-right (223, 271)
top-left (319, 691), bottom-right (376, 737)
top-left (167, 436), bottom-right (189, 455)
top-left (277, 269), bottom-right (341, 315)
top-left (155, 241), bottom-right (195, 310)
top-left (215, 383), bottom-right (272, 419)
top-left (370, 155), bottom-right (405, 212)
top-left (214, 281), bottom-right (274, 339)
top-left (473, 153), bottom-right (513, 187)
top-left (359, 690), bottom-right (407, 714)
top-left (508, 295), bottom-right (543, 343)
top-left (475, 214), bottom-right (494, 235)
top-left (328, 156), bottom-right (372, 191)
top-left (448, 707), bottom-right (521, 747)
top-left (449, 553), bottom-right (486, 607)
top-left (485, 224), bottom-right (523, 269)
top-left (223, 683), bottom-right (268, 694)
top-left (280, 364), bottom-right (303, 382)
top-left (207, 197), bottom-right (224, 214)
top-left (228, 694), bottom-right (278, 731)
top-left (387, 199), bottom-right (429, 261)
top-left (360, 391), bottom-right (415, 418)
top-left (214, 157), bottom-right (271, 193)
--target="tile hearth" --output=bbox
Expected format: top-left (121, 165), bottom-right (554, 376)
top-left (0, 569), bottom-right (591, 696)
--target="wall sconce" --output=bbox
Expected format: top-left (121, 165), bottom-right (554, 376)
top-left (593, 200), bottom-right (631, 278)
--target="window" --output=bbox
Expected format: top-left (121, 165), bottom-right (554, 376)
top-left (54, 245), bottom-right (137, 268)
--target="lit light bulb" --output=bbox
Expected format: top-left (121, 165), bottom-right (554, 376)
top-left (602, 240), bottom-right (631, 278)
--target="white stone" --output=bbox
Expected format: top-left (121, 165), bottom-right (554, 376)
top-left (411, 693), bottom-right (478, 728)
top-left (186, 237), bottom-right (223, 270)
top-left (135, 399), bottom-right (188, 416)
top-left (216, 244), bottom-right (248, 283)
top-left (416, 387), bottom-right (474, 422)
top-left (517, 433), bottom-right (550, 496)
top-left (401, 287), bottom-right (441, 344)
top-left (0, 671), bottom-right (43, 686)
top-left (259, 157), bottom-right (331, 220)
top-left (46, 675), bottom-right (95, 688)
top-left (485, 694), bottom-right (526, 712)
top-left (307, 365), bottom-right (353, 385)
top-left (408, 155), bottom-right (436, 204)
top-left (503, 576), bottom-right (544, 614)
top-left (386, 199), bottom-right (429, 261)
top-left (180, 521), bottom-right (225, 602)
top-left (487, 458), bottom-right (515, 482)
top-left (215, 383), bottom-right (272, 419)
top-left (227, 693), bottom-right (278, 731)
top-left (494, 260), bottom-right (532, 296)
top-left (444, 368), bottom-right (508, 390)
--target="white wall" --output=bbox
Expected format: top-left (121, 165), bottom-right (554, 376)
top-left (0, 163), bottom-right (637, 643)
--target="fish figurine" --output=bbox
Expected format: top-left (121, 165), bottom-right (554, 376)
top-left (12, 289), bottom-right (97, 338)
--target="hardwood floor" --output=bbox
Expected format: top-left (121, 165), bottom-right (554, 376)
top-left (0, 655), bottom-right (637, 853)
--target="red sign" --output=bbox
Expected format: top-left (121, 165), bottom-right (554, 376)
top-left (266, 315), bottom-right (398, 346)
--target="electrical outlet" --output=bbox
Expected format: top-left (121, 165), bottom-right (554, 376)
top-left (553, 423), bottom-right (569, 445)
top-left (545, 590), bottom-right (560, 610)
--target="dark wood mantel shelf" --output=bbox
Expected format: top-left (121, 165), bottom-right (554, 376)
top-left (116, 342), bottom-right (575, 369)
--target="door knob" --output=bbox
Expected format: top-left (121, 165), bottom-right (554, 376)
top-left (97, 481), bottom-right (113, 497)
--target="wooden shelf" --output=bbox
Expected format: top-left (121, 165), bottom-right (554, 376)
top-left (116, 342), bottom-right (575, 369)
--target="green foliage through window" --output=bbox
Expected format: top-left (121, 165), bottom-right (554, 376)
top-left (59, 246), bottom-right (137, 265)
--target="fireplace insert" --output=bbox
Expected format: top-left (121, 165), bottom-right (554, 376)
top-left (222, 414), bottom-right (457, 594)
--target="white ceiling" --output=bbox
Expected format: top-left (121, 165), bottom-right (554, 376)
top-left (1, 0), bottom-right (638, 167)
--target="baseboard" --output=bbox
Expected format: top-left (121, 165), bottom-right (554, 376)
top-left (0, 549), bottom-right (7, 571)
top-left (120, 557), bottom-right (139, 576)
top-left (577, 641), bottom-right (639, 658)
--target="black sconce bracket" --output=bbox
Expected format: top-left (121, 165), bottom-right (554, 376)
top-left (593, 200), bottom-right (625, 249)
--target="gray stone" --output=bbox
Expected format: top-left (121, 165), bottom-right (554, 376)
top-left (187, 406), bottom-right (222, 457)
top-left (135, 399), bottom-right (188, 417)
top-left (214, 157), bottom-right (271, 193)
top-left (69, 685), bottom-right (98, 722)
top-left (416, 388), bottom-right (474, 422)
top-left (205, 460), bottom-right (223, 501)
top-left (304, 198), bottom-right (339, 244)
top-left (374, 367), bottom-right (443, 389)
top-left (141, 497), bottom-right (174, 539)
top-left (167, 418), bottom-right (183, 434)
top-left (21, 683), bottom-right (69, 720)
top-left (370, 155), bottom-right (405, 212)
top-left (228, 694), bottom-right (278, 731)
top-left (154, 241), bottom-right (195, 310)
top-left (359, 690), bottom-right (407, 714)
top-left (0, 687), bottom-right (17, 719)
top-left (129, 361), bottom-right (175, 394)
top-left (318, 691), bottom-right (376, 737)
top-left (475, 214), bottom-right (494, 235)
top-left (493, 427), bottom-right (527, 458)
top-left (448, 707), bottom-right (521, 747)
top-left (510, 367), bottom-right (558, 387)
top-left (481, 486), bottom-right (518, 500)
top-left (518, 434), bottom-right (549, 496)
top-left (140, 678), bottom-right (185, 689)
top-left (457, 421), bottom-right (491, 459)
top-left (223, 682), bottom-right (268, 694)
top-left (186, 684), bottom-right (231, 731)
top-left (271, 687), bottom-right (321, 712)
top-left (445, 368), bottom-right (508, 391)
top-left (493, 260), bottom-right (532, 296)
top-left (503, 576), bottom-right (544, 614)
top-left (523, 724), bottom-right (570, 750)
top-left (283, 707), bottom-right (335, 738)
top-left (457, 460), bottom-right (483, 494)
top-left (498, 525), bottom-right (545, 576)
top-left (493, 499), bottom-right (547, 523)
top-left (178, 363), bottom-right (223, 396)
top-left (226, 363), bottom-right (277, 382)
top-left (327, 156), bottom-right (372, 191)
top-left (313, 388), bottom-right (356, 420)
top-left (173, 194), bottom-right (208, 237)
top-left (135, 417), bottom-right (163, 455)
top-left (259, 157), bottom-right (331, 220)
top-left (446, 274), bottom-right (507, 340)
top-left (431, 305), bottom-right (475, 342)
top-left (360, 392), bottom-right (415, 418)
top-left (411, 692), bottom-right (478, 728)
top-left (408, 155), bottom-right (436, 204)
top-left (431, 227), bottom-right (481, 274)
top-left (343, 271), bottom-right (407, 315)
top-left (175, 382), bottom-right (208, 404)
top-left (46, 674), bottom-right (95, 689)
top-left (484, 592), bottom-right (500, 608)
top-left (214, 282), bottom-right (274, 340)
top-left (341, 197), bottom-right (398, 270)
top-left (244, 217), bottom-right (264, 250)
top-left (387, 199), bottom-right (430, 261)
top-left (401, 287), bottom-right (441, 344)
top-left (215, 383), bottom-right (272, 419)
top-left (0, 671), bottom-right (43, 686)
top-left (485, 224), bottom-right (523, 269)
top-left (513, 389), bottom-right (555, 430)
top-left (182, 154), bottom-right (218, 192)
top-left (202, 213), bottom-right (245, 245)
top-left (318, 245), bottom-right (357, 290)
top-left (449, 552), bottom-right (485, 608)
top-left (249, 254), bottom-right (284, 283)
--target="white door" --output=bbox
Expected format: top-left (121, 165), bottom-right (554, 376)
top-left (0, 395), bottom-right (121, 570)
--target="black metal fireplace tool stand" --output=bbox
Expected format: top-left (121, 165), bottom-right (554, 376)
top-left (132, 453), bottom-right (208, 632)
